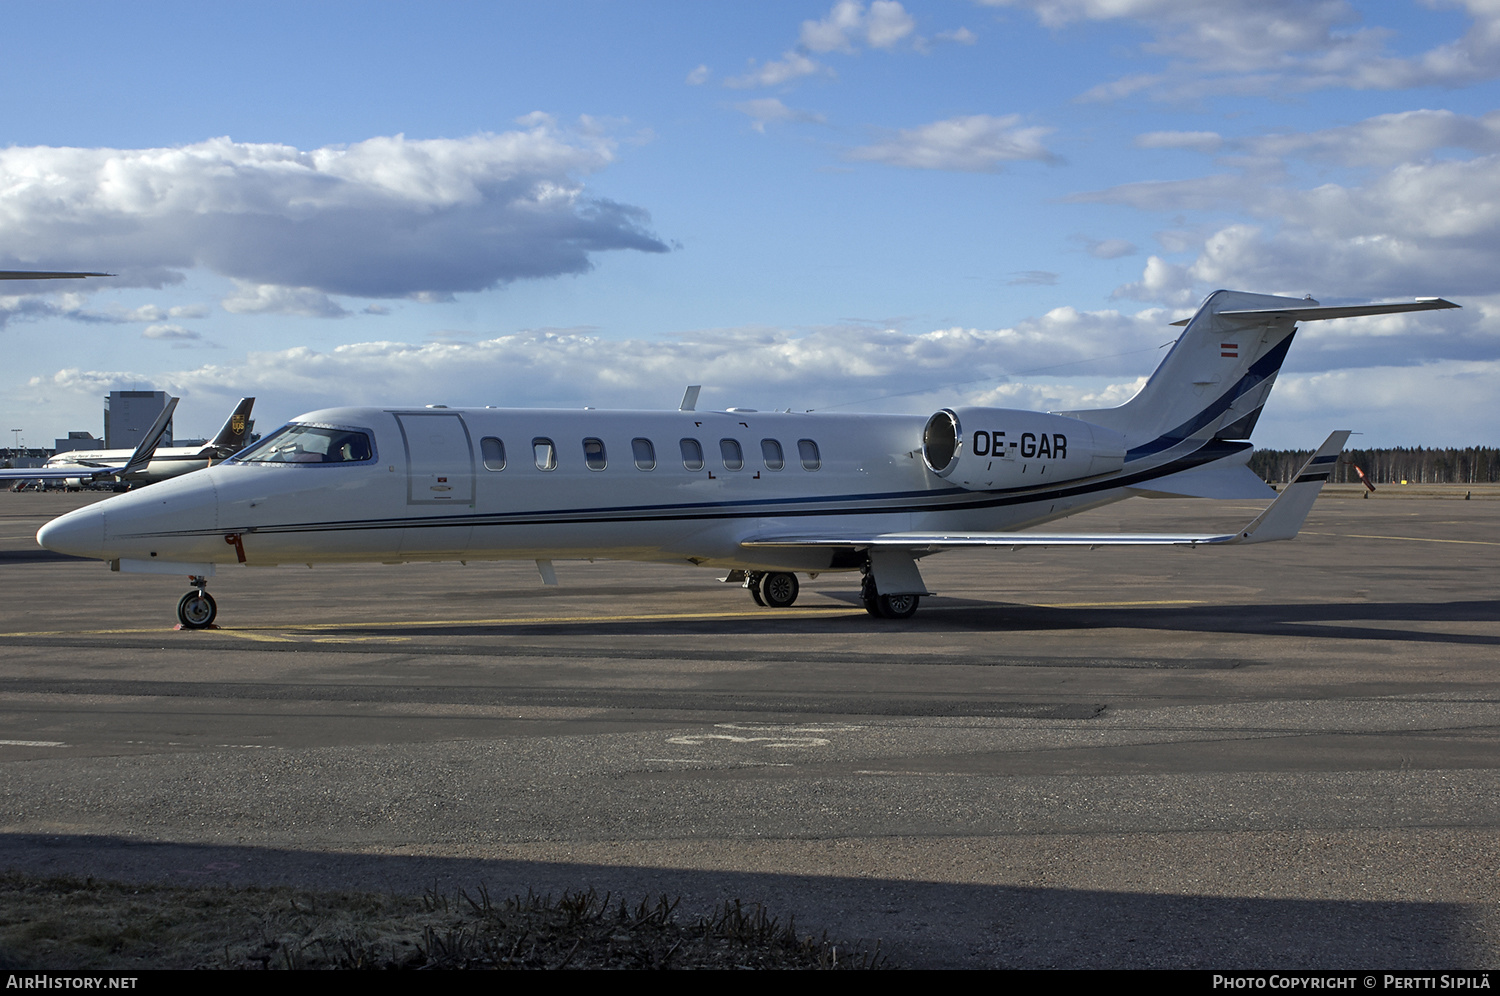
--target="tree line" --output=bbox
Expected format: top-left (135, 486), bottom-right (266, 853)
top-left (1249, 447), bottom-right (1500, 484)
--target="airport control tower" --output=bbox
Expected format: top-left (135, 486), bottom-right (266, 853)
top-left (104, 390), bottom-right (172, 449)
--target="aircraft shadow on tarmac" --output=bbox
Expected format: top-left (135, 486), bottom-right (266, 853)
top-left (270, 596), bottom-right (1500, 649)
top-left (0, 833), bottom-right (1488, 969)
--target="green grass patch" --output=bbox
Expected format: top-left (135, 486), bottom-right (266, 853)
top-left (0, 872), bottom-right (887, 970)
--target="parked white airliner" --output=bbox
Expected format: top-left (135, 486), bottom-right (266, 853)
top-left (49, 398), bottom-right (254, 483)
top-left (0, 399), bottom-right (255, 488)
top-left (35, 290), bottom-right (1457, 628)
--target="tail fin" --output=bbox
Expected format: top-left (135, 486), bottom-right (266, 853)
top-left (200, 398), bottom-right (255, 460)
top-left (1062, 291), bottom-right (1457, 459)
top-left (119, 397), bottom-right (179, 479)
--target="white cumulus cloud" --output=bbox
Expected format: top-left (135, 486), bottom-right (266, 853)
top-left (1136, 130), bottom-right (1224, 153)
top-left (987, 0), bottom-right (1500, 99)
top-left (221, 282), bottom-right (351, 318)
top-left (141, 323), bottom-right (199, 340)
top-left (19, 308), bottom-right (1177, 425)
top-left (1086, 112), bottom-right (1500, 309)
top-left (800, 1), bottom-right (916, 53)
top-left (847, 114), bottom-right (1058, 171)
top-left (725, 51), bottom-right (827, 89)
top-left (0, 119), bottom-right (669, 309)
top-left (734, 99), bottom-right (828, 133)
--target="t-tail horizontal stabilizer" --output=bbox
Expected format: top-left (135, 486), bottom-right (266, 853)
top-left (1229, 430), bottom-right (1349, 544)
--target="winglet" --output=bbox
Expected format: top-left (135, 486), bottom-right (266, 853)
top-left (680, 385), bottom-right (701, 412)
top-left (118, 397), bottom-right (180, 479)
top-left (1231, 430), bottom-right (1350, 544)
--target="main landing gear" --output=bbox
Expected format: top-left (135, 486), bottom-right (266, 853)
top-left (860, 571), bottom-right (920, 620)
top-left (727, 567), bottom-right (921, 618)
top-left (744, 571), bottom-right (800, 608)
top-left (176, 575), bottom-right (218, 629)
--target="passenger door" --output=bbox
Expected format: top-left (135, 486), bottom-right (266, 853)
top-left (394, 412), bottom-right (475, 506)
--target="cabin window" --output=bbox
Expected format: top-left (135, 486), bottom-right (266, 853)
top-left (720, 438), bottom-right (744, 471)
top-left (798, 438), bottom-right (821, 471)
top-left (680, 438), bottom-right (704, 471)
top-left (532, 437), bottom-right (556, 471)
top-left (632, 437), bottom-right (656, 471)
top-left (480, 437), bottom-right (506, 471)
top-left (761, 438), bottom-right (784, 471)
top-left (583, 437), bottom-right (607, 471)
top-left (235, 424), bottom-right (374, 464)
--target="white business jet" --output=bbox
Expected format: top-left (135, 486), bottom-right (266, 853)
top-left (35, 290), bottom-right (1457, 629)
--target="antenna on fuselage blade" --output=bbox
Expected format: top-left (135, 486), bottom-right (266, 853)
top-left (679, 385), bottom-right (701, 412)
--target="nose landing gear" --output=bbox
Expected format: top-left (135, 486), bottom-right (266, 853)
top-left (176, 575), bottom-right (218, 630)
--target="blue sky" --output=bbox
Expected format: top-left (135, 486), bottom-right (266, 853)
top-left (2, 0), bottom-right (1496, 447)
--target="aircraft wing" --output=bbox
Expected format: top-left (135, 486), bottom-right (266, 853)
top-left (0, 465), bottom-right (118, 482)
top-left (0, 270), bottom-right (112, 280)
top-left (743, 431), bottom-right (1349, 554)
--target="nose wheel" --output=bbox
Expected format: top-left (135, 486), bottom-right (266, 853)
top-left (176, 576), bottom-right (218, 629)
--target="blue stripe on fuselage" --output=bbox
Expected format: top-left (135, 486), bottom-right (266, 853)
top-left (127, 440), bottom-right (1254, 540)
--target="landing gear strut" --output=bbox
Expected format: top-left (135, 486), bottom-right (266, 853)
top-left (860, 569), bottom-right (920, 620)
top-left (176, 575), bottom-right (218, 629)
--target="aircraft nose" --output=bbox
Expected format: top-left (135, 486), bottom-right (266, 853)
top-left (37, 506), bottom-right (106, 560)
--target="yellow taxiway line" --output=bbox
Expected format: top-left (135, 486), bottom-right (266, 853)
top-left (1031, 599), bottom-right (1202, 608)
top-left (0, 598), bottom-right (1209, 639)
top-left (0, 606), bottom-right (856, 638)
top-left (1303, 530), bottom-right (1500, 547)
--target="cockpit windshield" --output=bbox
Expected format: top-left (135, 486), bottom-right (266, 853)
top-left (232, 424), bottom-right (374, 464)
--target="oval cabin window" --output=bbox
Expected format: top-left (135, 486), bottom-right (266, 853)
top-left (583, 437), bottom-right (607, 471)
top-left (632, 437), bottom-right (656, 471)
top-left (533, 438), bottom-right (556, 471)
top-left (480, 436), bottom-right (506, 471)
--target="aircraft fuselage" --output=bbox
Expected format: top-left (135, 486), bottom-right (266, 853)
top-left (37, 405), bottom-right (1126, 573)
top-left (45, 446), bottom-right (216, 482)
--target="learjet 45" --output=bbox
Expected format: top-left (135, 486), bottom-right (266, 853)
top-left (35, 290), bottom-right (1458, 628)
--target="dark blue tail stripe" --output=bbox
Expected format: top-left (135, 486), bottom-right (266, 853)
top-left (1127, 332), bottom-right (1296, 460)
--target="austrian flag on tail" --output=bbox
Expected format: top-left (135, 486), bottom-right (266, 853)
top-left (1221, 342), bottom-right (1239, 358)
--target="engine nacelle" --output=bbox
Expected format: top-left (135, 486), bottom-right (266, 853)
top-left (921, 407), bottom-right (1126, 490)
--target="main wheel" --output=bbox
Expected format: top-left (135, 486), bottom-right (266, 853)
top-left (860, 577), bottom-right (881, 617)
top-left (877, 592), bottom-right (920, 619)
top-left (177, 590), bottom-right (218, 629)
top-left (759, 572), bottom-right (799, 608)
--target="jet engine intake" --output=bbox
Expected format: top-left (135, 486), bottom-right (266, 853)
top-left (922, 407), bottom-right (1125, 490)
